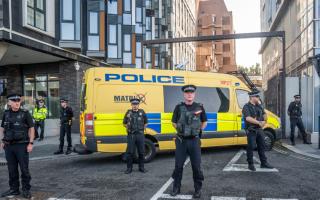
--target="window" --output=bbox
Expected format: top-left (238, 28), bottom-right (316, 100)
top-left (27, 0), bottom-right (46, 30)
top-left (163, 86), bottom-right (230, 113)
top-left (108, 45), bottom-right (118, 58)
top-left (124, 0), bottom-right (131, 12)
top-left (123, 13), bottom-right (132, 25)
top-left (89, 12), bottom-right (98, 34)
top-left (223, 57), bottom-right (231, 65)
top-left (136, 42), bottom-right (141, 57)
top-left (109, 25), bottom-right (117, 44)
top-left (23, 74), bottom-right (60, 118)
top-left (124, 34), bottom-right (131, 51)
top-left (222, 16), bottom-right (230, 25)
top-left (236, 89), bottom-right (249, 109)
top-left (108, 0), bottom-right (117, 14)
top-left (136, 7), bottom-right (142, 22)
top-left (0, 78), bottom-right (7, 117)
top-left (88, 11), bottom-right (99, 50)
top-left (223, 43), bottom-right (230, 52)
top-left (60, 0), bottom-right (81, 41)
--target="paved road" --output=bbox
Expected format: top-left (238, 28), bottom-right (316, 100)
top-left (0, 145), bottom-right (319, 200)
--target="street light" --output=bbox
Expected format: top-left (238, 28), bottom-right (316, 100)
top-left (74, 61), bottom-right (80, 71)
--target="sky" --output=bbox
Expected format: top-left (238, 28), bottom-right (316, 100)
top-left (224, 0), bottom-right (261, 67)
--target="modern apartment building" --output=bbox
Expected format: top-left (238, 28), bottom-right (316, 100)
top-left (260, 0), bottom-right (320, 133)
top-left (196, 0), bottom-right (236, 73)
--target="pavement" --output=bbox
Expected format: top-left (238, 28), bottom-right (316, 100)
top-left (1, 145), bottom-right (319, 200)
top-left (0, 133), bottom-right (81, 165)
top-left (280, 133), bottom-right (320, 159)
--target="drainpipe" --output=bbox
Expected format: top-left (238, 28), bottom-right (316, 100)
top-left (9, 0), bottom-right (12, 39)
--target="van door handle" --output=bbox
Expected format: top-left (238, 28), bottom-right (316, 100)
top-left (237, 114), bottom-right (242, 117)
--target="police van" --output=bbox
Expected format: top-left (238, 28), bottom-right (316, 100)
top-left (78, 67), bottom-right (281, 162)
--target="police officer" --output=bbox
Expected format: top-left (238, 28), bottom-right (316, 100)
top-left (287, 94), bottom-right (312, 145)
top-left (33, 98), bottom-right (48, 141)
top-left (242, 90), bottom-right (274, 171)
top-left (0, 94), bottom-right (35, 198)
top-left (171, 85), bottom-right (207, 199)
top-left (54, 98), bottom-right (74, 155)
top-left (123, 98), bottom-right (148, 174)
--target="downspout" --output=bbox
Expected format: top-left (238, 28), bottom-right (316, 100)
top-left (9, 0), bottom-right (12, 39)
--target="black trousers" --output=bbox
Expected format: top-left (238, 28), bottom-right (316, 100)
top-left (4, 143), bottom-right (31, 192)
top-left (172, 136), bottom-right (204, 191)
top-left (59, 123), bottom-right (72, 150)
top-left (126, 133), bottom-right (145, 169)
top-left (290, 117), bottom-right (307, 142)
top-left (246, 129), bottom-right (267, 165)
top-left (34, 120), bottom-right (45, 139)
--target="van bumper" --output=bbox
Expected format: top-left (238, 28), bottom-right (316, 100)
top-left (274, 128), bottom-right (282, 141)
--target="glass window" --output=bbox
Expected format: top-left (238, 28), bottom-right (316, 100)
top-left (236, 89), bottom-right (249, 109)
top-left (136, 42), bottom-right (141, 57)
top-left (108, 45), bottom-right (118, 58)
top-left (123, 52), bottom-right (132, 64)
top-left (108, 0), bottom-right (117, 14)
top-left (62, 0), bottom-right (73, 20)
top-left (23, 74), bottom-right (60, 118)
top-left (109, 25), bottom-right (117, 44)
top-left (124, 34), bottom-right (131, 51)
top-left (89, 12), bottom-right (98, 34)
top-left (163, 86), bottom-right (230, 113)
top-left (61, 23), bottom-right (75, 40)
top-left (124, 0), bottom-right (131, 12)
top-left (123, 13), bottom-right (132, 25)
top-left (0, 78), bottom-right (7, 117)
top-left (136, 58), bottom-right (142, 68)
top-left (146, 17), bottom-right (151, 30)
top-left (27, 0), bottom-right (46, 30)
top-left (136, 7), bottom-right (142, 22)
top-left (88, 35), bottom-right (99, 50)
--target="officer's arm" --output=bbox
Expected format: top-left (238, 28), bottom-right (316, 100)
top-left (201, 122), bottom-right (207, 130)
top-left (123, 111), bottom-right (128, 128)
top-left (28, 127), bottom-right (35, 143)
top-left (287, 103), bottom-right (292, 115)
top-left (246, 116), bottom-right (261, 126)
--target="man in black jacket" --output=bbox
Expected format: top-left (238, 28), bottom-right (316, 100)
top-left (287, 94), bottom-right (311, 145)
top-left (54, 98), bottom-right (74, 155)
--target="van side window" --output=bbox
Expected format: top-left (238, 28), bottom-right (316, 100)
top-left (163, 86), bottom-right (230, 113)
top-left (236, 89), bottom-right (249, 109)
top-left (80, 83), bottom-right (87, 111)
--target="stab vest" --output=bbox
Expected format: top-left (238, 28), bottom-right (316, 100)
top-left (3, 109), bottom-right (29, 142)
top-left (126, 109), bottom-right (145, 134)
top-left (176, 103), bottom-right (202, 137)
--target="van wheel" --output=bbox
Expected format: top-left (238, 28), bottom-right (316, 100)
top-left (143, 138), bottom-right (156, 163)
top-left (263, 130), bottom-right (275, 151)
top-left (122, 139), bottom-right (157, 163)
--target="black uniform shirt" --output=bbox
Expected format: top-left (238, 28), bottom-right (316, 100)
top-left (1, 109), bottom-right (34, 128)
top-left (242, 102), bottom-right (264, 129)
top-left (60, 106), bottom-right (73, 122)
top-left (172, 102), bottom-right (208, 124)
top-left (287, 101), bottom-right (302, 118)
top-left (123, 109), bottom-right (148, 125)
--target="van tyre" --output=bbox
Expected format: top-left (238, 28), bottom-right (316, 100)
top-left (73, 144), bottom-right (93, 155)
top-left (263, 130), bottom-right (275, 151)
top-left (142, 138), bottom-right (156, 163)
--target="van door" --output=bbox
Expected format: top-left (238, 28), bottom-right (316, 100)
top-left (234, 89), bottom-right (250, 145)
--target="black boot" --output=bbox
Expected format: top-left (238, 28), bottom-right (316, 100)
top-left (124, 168), bottom-right (132, 174)
top-left (170, 187), bottom-right (180, 196)
top-left (22, 190), bottom-right (32, 199)
top-left (193, 190), bottom-right (201, 199)
top-left (291, 140), bottom-right (296, 146)
top-left (54, 149), bottom-right (63, 155)
top-left (261, 162), bottom-right (274, 169)
top-left (65, 148), bottom-right (73, 155)
top-left (303, 140), bottom-right (312, 144)
top-left (248, 164), bottom-right (256, 171)
top-left (139, 168), bottom-right (147, 173)
top-left (1, 189), bottom-right (20, 197)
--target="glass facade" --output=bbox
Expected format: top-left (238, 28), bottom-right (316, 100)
top-left (60, 0), bottom-right (81, 41)
top-left (23, 74), bottom-right (60, 118)
top-left (27, 0), bottom-right (46, 30)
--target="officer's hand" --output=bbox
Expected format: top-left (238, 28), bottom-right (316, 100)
top-left (0, 142), bottom-right (4, 150)
top-left (27, 144), bottom-right (33, 153)
top-left (260, 121), bottom-right (266, 128)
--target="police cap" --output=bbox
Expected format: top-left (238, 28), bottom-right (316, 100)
top-left (130, 98), bottom-right (140, 105)
top-left (181, 85), bottom-right (197, 93)
top-left (7, 94), bottom-right (22, 101)
top-left (294, 94), bottom-right (301, 98)
top-left (60, 98), bottom-right (68, 103)
top-left (248, 90), bottom-right (260, 97)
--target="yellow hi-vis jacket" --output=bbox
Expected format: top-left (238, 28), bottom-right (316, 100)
top-left (33, 107), bottom-right (48, 121)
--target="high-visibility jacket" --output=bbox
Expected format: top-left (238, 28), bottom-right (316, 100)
top-left (33, 107), bottom-right (48, 121)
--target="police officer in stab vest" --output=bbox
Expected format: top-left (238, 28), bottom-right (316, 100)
top-left (171, 85), bottom-right (207, 199)
top-left (54, 98), bottom-right (74, 155)
top-left (0, 94), bottom-right (35, 199)
top-left (287, 94), bottom-right (312, 145)
top-left (242, 90), bottom-right (274, 171)
top-left (123, 98), bottom-right (148, 174)
top-left (33, 98), bottom-right (48, 141)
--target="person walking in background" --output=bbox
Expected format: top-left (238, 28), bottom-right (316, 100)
top-left (33, 98), bottom-right (47, 141)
